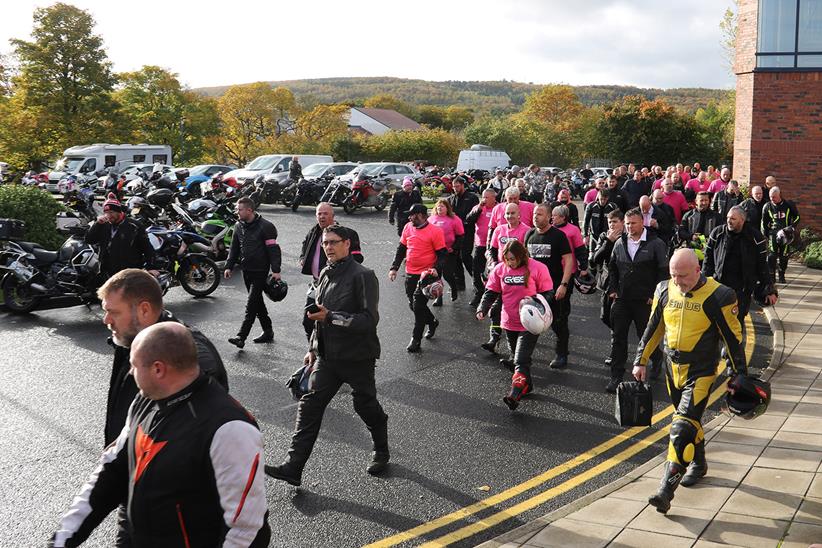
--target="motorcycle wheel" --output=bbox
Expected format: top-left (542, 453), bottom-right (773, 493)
top-left (2, 278), bottom-right (39, 313)
top-left (249, 191), bottom-right (262, 209)
top-left (178, 256), bottom-right (220, 297)
top-left (291, 195), bottom-right (300, 212)
top-left (342, 196), bottom-right (356, 215)
top-left (374, 195), bottom-right (387, 211)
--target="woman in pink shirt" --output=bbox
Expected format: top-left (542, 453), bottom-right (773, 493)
top-left (428, 198), bottom-right (465, 304)
top-left (477, 239), bottom-right (553, 410)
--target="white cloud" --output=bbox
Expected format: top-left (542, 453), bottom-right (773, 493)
top-left (0, 0), bottom-right (735, 89)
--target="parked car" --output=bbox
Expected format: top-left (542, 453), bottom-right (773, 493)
top-left (225, 154), bottom-right (333, 186)
top-left (337, 162), bottom-right (418, 190)
top-left (300, 162), bottom-right (358, 180)
top-left (592, 167), bottom-right (614, 179)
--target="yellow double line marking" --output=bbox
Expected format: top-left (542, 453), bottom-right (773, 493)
top-left (366, 315), bottom-right (755, 547)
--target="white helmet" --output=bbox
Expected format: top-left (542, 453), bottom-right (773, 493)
top-left (152, 162), bottom-right (163, 174)
top-left (776, 226), bottom-right (795, 246)
top-left (519, 294), bottom-right (553, 335)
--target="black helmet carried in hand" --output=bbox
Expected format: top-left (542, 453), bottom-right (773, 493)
top-left (263, 276), bottom-right (288, 302)
top-left (573, 271), bottom-right (597, 295)
top-left (723, 374), bottom-right (771, 420)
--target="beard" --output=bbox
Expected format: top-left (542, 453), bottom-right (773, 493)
top-left (110, 314), bottom-right (142, 347)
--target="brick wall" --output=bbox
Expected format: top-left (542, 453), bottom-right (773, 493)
top-left (733, 0), bottom-right (822, 235)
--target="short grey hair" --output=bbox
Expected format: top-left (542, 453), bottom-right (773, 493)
top-left (504, 187), bottom-right (520, 199)
top-left (552, 205), bottom-right (569, 220)
top-left (728, 205), bottom-right (747, 221)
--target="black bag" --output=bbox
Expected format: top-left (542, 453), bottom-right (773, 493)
top-left (615, 381), bottom-right (653, 426)
top-left (285, 362), bottom-right (315, 400)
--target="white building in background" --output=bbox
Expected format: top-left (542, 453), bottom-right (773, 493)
top-left (348, 107), bottom-right (422, 136)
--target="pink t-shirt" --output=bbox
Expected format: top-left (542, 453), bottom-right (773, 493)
top-left (681, 172), bottom-right (691, 184)
top-left (708, 179), bottom-right (727, 194)
top-left (555, 222), bottom-right (584, 273)
top-left (400, 222), bottom-right (447, 275)
top-left (490, 222), bottom-right (530, 261)
top-left (473, 205), bottom-right (495, 247)
top-left (685, 179), bottom-right (710, 195)
top-left (584, 188), bottom-right (598, 205)
top-left (652, 178), bottom-right (665, 191)
top-left (662, 190), bottom-right (689, 223)
top-left (486, 258), bottom-right (553, 331)
top-left (489, 200), bottom-right (534, 237)
top-left (428, 214), bottom-right (464, 251)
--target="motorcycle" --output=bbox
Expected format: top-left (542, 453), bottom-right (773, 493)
top-left (249, 173), bottom-right (298, 208)
top-left (146, 226), bottom-right (221, 297)
top-left (291, 175), bottom-right (332, 211)
top-left (0, 221), bottom-right (102, 313)
top-left (342, 174), bottom-right (388, 214)
top-left (171, 200), bottom-right (237, 262)
top-left (319, 178), bottom-right (351, 207)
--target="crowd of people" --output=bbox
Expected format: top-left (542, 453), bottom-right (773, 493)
top-left (48, 161), bottom-right (791, 545)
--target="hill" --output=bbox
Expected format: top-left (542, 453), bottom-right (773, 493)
top-left (193, 77), bottom-right (732, 114)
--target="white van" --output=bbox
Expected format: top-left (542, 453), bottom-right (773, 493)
top-left (226, 154), bottom-right (333, 185)
top-left (456, 144), bottom-right (510, 173)
top-left (47, 143), bottom-right (172, 191)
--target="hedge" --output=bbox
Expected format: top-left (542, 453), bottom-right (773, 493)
top-left (0, 185), bottom-right (66, 249)
top-left (805, 241), bottom-right (822, 270)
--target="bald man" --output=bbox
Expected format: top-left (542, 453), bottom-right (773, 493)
top-left (52, 323), bottom-right (270, 547)
top-left (632, 249), bottom-right (747, 514)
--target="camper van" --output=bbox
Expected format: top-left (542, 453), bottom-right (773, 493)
top-left (46, 144), bottom-right (172, 192)
top-left (455, 144), bottom-right (511, 173)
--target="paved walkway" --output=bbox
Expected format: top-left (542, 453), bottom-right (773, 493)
top-left (479, 263), bottom-right (822, 548)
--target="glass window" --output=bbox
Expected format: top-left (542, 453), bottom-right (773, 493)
top-left (133, 155), bottom-right (146, 163)
top-left (152, 155), bottom-right (168, 164)
top-left (104, 155), bottom-right (116, 167)
top-left (798, 54), bottom-right (822, 66)
top-left (758, 0), bottom-right (798, 52)
top-left (759, 54), bottom-right (796, 67)
top-left (80, 158), bottom-right (96, 173)
top-left (798, 0), bottom-right (822, 50)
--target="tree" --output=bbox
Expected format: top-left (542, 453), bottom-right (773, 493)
top-left (720, 1), bottom-right (739, 74)
top-left (361, 129), bottom-right (465, 166)
top-left (694, 95), bottom-right (735, 166)
top-left (363, 93), bottom-right (418, 120)
top-left (590, 96), bottom-right (703, 165)
top-left (517, 85), bottom-right (584, 131)
top-left (11, 3), bottom-right (117, 142)
top-left (215, 83), bottom-right (297, 166)
top-left (115, 66), bottom-right (219, 164)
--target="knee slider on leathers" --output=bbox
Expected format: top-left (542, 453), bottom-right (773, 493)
top-left (667, 418), bottom-right (701, 466)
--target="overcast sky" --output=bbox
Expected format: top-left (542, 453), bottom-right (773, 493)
top-left (1, 0), bottom-right (736, 90)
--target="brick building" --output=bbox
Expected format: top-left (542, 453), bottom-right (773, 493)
top-left (733, 0), bottom-right (822, 234)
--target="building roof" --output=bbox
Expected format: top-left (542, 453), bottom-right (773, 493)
top-left (352, 107), bottom-right (422, 131)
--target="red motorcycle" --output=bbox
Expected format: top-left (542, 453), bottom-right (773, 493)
top-left (342, 174), bottom-right (388, 214)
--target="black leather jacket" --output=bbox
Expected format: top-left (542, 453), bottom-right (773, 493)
top-left (702, 224), bottom-right (772, 295)
top-left (310, 255), bottom-right (380, 362)
top-left (225, 214), bottom-right (281, 273)
top-left (299, 223), bottom-right (363, 278)
top-left (104, 310), bottom-right (228, 445)
top-left (86, 216), bottom-right (155, 277)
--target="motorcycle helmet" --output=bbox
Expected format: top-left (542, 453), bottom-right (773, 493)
top-left (418, 270), bottom-right (444, 300)
top-left (519, 294), bottom-right (553, 335)
top-left (776, 226), bottom-right (795, 246)
top-left (573, 271), bottom-right (597, 295)
top-left (126, 195), bottom-right (146, 210)
top-left (146, 187), bottom-right (174, 206)
top-left (286, 362), bottom-right (315, 400)
top-left (263, 276), bottom-right (288, 302)
top-left (152, 162), bottom-right (163, 174)
top-left (753, 280), bottom-right (777, 307)
top-left (722, 374), bottom-right (771, 420)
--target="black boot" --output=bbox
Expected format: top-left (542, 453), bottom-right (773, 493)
top-left (481, 334), bottom-right (500, 354)
top-left (648, 461), bottom-right (685, 514)
top-left (469, 293), bottom-right (481, 307)
top-left (424, 319), bottom-right (439, 339)
top-left (432, 295), bottom-right (443, 307)
top-left (228, 336), bottom-right (245, 349)
top-left (778, 270), bottom-right (786, 284)
top-left (680, 442), bottom-right (707, 487)
top-left (264, 461), bottom-right (303, 486)
top-left (367, 418), bottom-right (389, 475)
top-left (407, 339), bottom-right (421, 353)
top-left (367, 451), bottom-right (390, 475)
top-left (252, 331), bottom-right (274, 343)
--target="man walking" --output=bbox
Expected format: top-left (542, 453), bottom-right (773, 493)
top-left (388, 176), bottom-right (423, 236)
top-left (739, 184), bottom-right (766, 232)
top-left (389, 204), bottom-right (447, 353)
top-left (299, 202), bottom-right (362, 337)
top-left (267, 225), bottom-right (388, 485)
top-left (448, 175), bottom-right (480, 292)
top-left (680, 192), bottom-right (722, 246)
top-left (525, 203), bottom-right (574, 369)
top-left (51, 323), bottom-right (270, 547)
top-left (224, 197), bottom-right (282, 348)
top-left (465, 188), bottom-right (497, 306)
top-left (761, 186), bottom-right (801, 283)
top-left (633, 249), bottom-right (747, 514)
top-left (711, 179), bottom-right (742, 219)
top-left (605, 208), bottom-right (668, 392)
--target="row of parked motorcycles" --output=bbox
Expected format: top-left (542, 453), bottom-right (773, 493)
top-left (0, 173), bottom-right (245, 313)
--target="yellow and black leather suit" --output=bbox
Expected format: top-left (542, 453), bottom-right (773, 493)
top-left (634, 276), bottom-right (746, 468)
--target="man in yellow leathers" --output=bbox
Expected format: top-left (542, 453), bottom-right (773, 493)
top-left (633, 248), bottom-right (746, 514)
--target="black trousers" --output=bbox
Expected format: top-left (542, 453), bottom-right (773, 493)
top-left (609, 297), bottom-right (661, 377)
top-left (238, 270), bottom-right (272, 339)
top-left (404, 274), bottom-right (436, 341)
top-left (504, 329), bottom-right (539, 379)
top-left (472, 246), bottom-right (487, 297)
top-left (286, 358), bottom-right (388, 470)
top-left (454, 233), bottom-right (474, 288)
top-left (549, 292), bottom-right (571, 357)
top-left (768, 236), bottom-right (789, 274)
top-left (443, 252), bottom-right (460, 295)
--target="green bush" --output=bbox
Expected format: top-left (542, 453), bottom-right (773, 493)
top-left (421, 184), bottom-right (443, 201)
top-left (0, 185), bottom-right (66, 249)
top-left (805, 241), bottom-right (822, 270)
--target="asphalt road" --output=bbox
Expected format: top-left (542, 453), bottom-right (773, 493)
top-left (0, 203), bottom-right (770, 548)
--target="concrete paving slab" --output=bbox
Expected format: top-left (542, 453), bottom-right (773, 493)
top-left (699, 511), bottom-right (790, 548)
